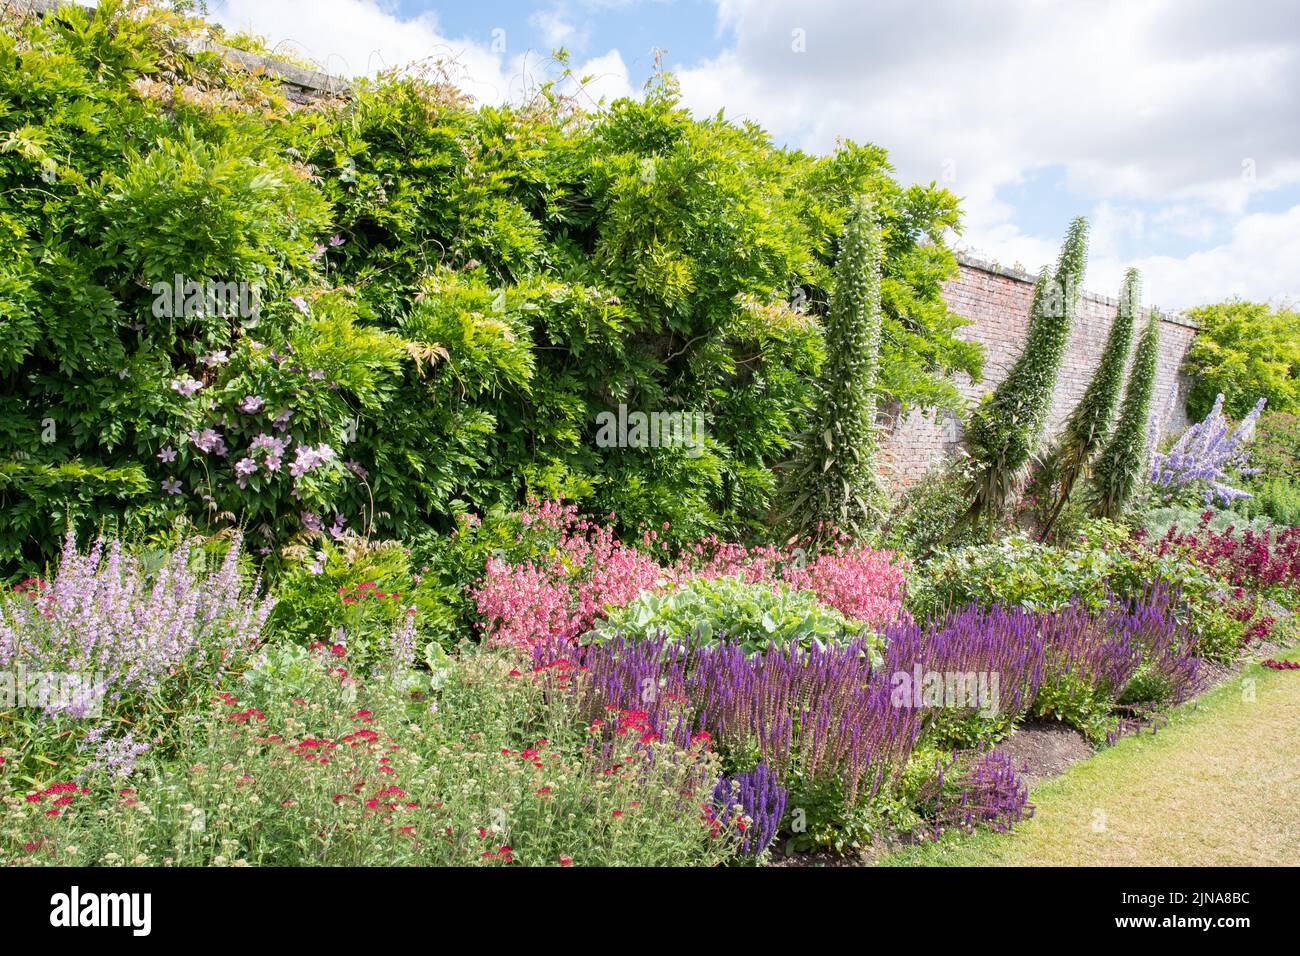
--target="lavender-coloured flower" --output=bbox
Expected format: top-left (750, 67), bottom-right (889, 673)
top-left (161, 478), bottom-right (182, 496)
top-left (237, 395), bottom-right (265, 414)
top-left (0, 532), bottom-right (274, 726)
top-left (712, 763), bottom-right (787, 856)
top-left (1150, 394), bottom-right (1266, 506)
top-left (188, 427), bottom-right (228, 457)
top-left (170, 376), bottom-right (203, 397)
top-left (158, 446), bottom-right (177, 463)
top-left (289, 442), bottom-right (337, 478)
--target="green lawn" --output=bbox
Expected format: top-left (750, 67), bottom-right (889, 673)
top-left (882, 652), bottom-right (1300, 866)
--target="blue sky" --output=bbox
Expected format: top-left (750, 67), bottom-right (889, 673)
top-left (206, 0), bottom-right (1300, 309)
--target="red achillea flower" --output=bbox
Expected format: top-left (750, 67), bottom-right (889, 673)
top-left (559, 855), bottom-right (573, 866)
top-left (1263, 659), bottom-right (1300, 670)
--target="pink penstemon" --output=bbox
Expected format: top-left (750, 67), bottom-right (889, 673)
top-left (469, 500), bottom-right (909, 647)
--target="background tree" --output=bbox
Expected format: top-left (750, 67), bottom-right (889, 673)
top-left (783, 195), bottom-right (883, 544)
top-left (1038, 267), bottom-right (1140, 538)
top-left (1183, 300), bottom-right (1300, 420)
top-left (1088, 313), bottom-right (1160, 519)
top-left (960, 217), bottom-right (1088, 535)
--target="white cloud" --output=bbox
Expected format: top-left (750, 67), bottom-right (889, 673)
top-left (676, 0), bottom-right (1300, 306)
top-left (530, 7), bottom-right (585, 50)
top-left (564, 49), bottom-right (637, 106)
top-left (209, 0), bottom-right (516, 99)
top-left (209, 0), bottom-right (635, 109)
top-left (1124, 203), bottom-right (1300, 309)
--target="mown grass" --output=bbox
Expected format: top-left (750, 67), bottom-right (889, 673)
top-left (882, 649), bottom-right (1300, 866)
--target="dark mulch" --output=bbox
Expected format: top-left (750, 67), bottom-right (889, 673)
top-left (993, 721), bottom-right (1093, 787)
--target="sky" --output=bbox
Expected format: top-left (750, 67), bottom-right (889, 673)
top-left (203, 0), bottom-right (1300, 311)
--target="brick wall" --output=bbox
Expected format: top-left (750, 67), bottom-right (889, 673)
top-left (877, 255), bottom-right (1198, 487)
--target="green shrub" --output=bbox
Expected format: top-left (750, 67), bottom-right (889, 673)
top-left (1184, 301), bottom-right (1300, 421)
top-left (1236, 478), bottom-right (1300, 528)
top-left (0, 2), bottom-right (983, 574)
top-left (588, 574), bottom-right (884, 661)
top-left (880, 457), bottom-right (982, 558)
top-left (267, 533), bottom-right (460, 662)
top-left (908, 524), bottom-right (1247, 660)
top-left (1247, 412), bottom-right (1300, 482)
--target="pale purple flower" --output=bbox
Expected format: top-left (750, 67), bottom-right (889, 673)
top-left (188, 428), bottom-right (228, 457)
top-left (237, 395), bottom-right (265, 414)
top-left (1151, 394), bottom-right (1267, 506)
top-left (329, 513), bottom-right (347, 539)
top-left (158, 446), bottom-right (177, 463)
top-left (234, 457), bottom-right (258, 478)
top-left (290, 295), bottom-right (310, 316)
top-left (385, 613), bottom-right (417, 671)
top-left (289, 443), bottom-right (337, 478)
top-left (249, 433), bottom-right (287, 456)
top-left (329, 234), bottom-right (345, 247)
top-left (200, 350), bottom-right (229, 367)
top-left (161, 478), bottom-right (182, 496)
top-left (171, 377), bottom-right (203, 397)
top-left (345, 459), bottom-right (368, 480)
top-left (1, 532), bottom-right (274, 725)
top-left (81, 728), bottom-right (151, 780)
top-left (272, 408), bottom-right (293, 432)
top-left (300, 511), bottom-right (323, 533)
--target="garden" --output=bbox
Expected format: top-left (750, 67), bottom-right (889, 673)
top-left (2, 1), bottom-right (1298, 868)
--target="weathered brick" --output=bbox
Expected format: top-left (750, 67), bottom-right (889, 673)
top-left (878, 255), bottom-right (1197, 487)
